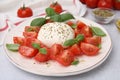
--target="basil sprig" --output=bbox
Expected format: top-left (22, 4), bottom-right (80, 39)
top-left (91, 26), bottom-right (106, 37)
top-left (32, 43), bottom-right (47, 54)
top-left (6, 44), bottom-right (20, 51)
top-left (63, 34), bottom-right (84, 47)
top-left (30, 18), bottom-right (46, 27)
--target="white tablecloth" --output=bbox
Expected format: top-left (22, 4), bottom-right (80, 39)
top-left (0, 0), bottom-right (120, 80)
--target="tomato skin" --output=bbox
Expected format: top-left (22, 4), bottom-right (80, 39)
top-left (34, 48), bottom-right (50, 62)
top-left (69, 44), bottom-right (82, 56)
top-left (79, 0), bottom-right (86, 4)
top-left (23, 32), bottom-right (38, 38)
top-left (85, 36), bottom-right (101, 46)
top-left (25, 26), bottom-right (40, 33)
top-left (76, 21), bottom-right (87, 29)
top-left (98, 0), bottom-right (113, 9)
top-left (50, 44), bottom-right (63, 60)
top-left (50, 2), bottom-right (63, 14)
top-left (86, 0), bottom-right (98, 8)
top-left (19, 46), bottom-right (38, 58)
top-left (113, 0), bottom-right (120, 10)
top-left (13, 37), bottom-right (25, 45)
top-left (80, 42), bottom-right (99, 56)
top-left (17, 7), bottom-right (33, 18)
top-left (56, 50), bottom-right (74, 66)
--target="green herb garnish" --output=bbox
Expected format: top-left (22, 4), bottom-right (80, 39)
top-left (6, 44), bottom-right (20, 51)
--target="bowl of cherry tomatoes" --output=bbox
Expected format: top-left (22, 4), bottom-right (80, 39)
top-left (79, 0), bottom-right (120, 10)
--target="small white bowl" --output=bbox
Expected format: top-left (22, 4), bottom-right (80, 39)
top-left (92, 8), bottom-right (115, 24)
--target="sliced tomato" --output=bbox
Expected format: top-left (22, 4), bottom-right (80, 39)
top-left (75, 26), bottom-right (92, 37)
top-left (24, 38), bottom-right (46, 48)
top-left (19, 46), bottom-right (38, 58)
top-left (13, 37), bottom-right (25, 45)
top-left (76, 21), bottom-right (87, 29)
top-left (50, 44), bottom-right (63, 60)
top-left (56, 50), bottom-right (74, 66)
top-left (34, 48), bottom-right (50, 62)
top-left (80, 42), bottom-right (99, 56)
top-left (69, 44), bottom-right (82, 56)
top-left (23, 32), bottom-right (38, 38)
top-left (25, 26), bottom-right (40, 33)
top-left (85, 36), bottom-right (101, 46)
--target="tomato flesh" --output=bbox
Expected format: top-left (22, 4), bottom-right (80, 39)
top-left (80, 42), bottom-right (99, 56)
top-left (56, 50), bottom-right (74, 66)
top-left (19, 46), bottom-right (38, 58)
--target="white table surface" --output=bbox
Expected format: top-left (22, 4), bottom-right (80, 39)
top-left (0, 1), bottom-right (120, 80)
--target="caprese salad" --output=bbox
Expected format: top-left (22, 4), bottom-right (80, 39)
top-left (6, 2), bottom-right (106, 66)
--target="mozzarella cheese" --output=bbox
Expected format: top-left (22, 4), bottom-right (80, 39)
top-left (37, 22), bottom-right (75, 47)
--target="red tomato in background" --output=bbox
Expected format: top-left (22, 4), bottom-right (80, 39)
top-left (17, 5), bottom-right (33, 18)
top-left (19, 46), bottom-right (38, 58)
top-left (98, 0), bottom-right (113, 9)
top-left (86, 0), bottom-right (98, 8)
top-left (34, 48), bottom-right (50, 62)
top-left (113, 0), bottom-right (120, 10)
top-left (79, 0), bottom-right (86, 4)
top-left (85, 36), bottom-right (101, 46)
top-left (50, 2), bottom-right (63, 14)
top-left (69, 44), bottom-right (82, 56)
top-left (56, 50), bottom-right (74, 66)
top-left (80, 42), bottom-right (99, 56)
top-left (50, 44), bottom-right (63, 60)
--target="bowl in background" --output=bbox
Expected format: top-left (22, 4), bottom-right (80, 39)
top-left (92, 8), bottom-right (115, 24)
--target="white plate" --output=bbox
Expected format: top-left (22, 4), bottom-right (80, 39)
top-left (3, 16), bottom-right (112, 76)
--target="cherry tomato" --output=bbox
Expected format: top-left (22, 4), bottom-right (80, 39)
top-left (98, 0), bottom-right (113, 9)
top-left (76, 20), bottom-right (87, 29)
top-left (56, 50), bottom-right (74, 66)
top-left (50, 2), bottom-right (63, 14)
top-left (13, 37), bottom-right (25, 45)
top-left (79, 0), bottom-right (86, 4)
top-left (86, 0), bottom-right (98, 8)
top-left (69, 44), bottom-right (82, 56)
top-left (25, 26), bottom-right (40, 33)
top-left (50, 44), bottom-right (63, 60)
top-left (23, 32), bottom-right (38, 38)
top-left (85, 36), bottom-right (101, 46)
top-left (19, 46), bottom-right (38, 58)
top-left (17, 5), bottom-right (33, 18)
top-left (113, 0), bottom-right (120, 10)
top-left (80, 42), bottom-right (99, 56)
top-left (34, 48), bottom-right (50, 62)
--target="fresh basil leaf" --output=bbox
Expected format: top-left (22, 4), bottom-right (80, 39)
top-left (50, 14), bottom-right (62, 22)
top-left (63, 39), bottom-right (76, 47)
top-left (32, 43), bottom-right (40, 49)
top-left (71, 60), bottom-right (79, 65)
top-left (91, 27), bottom-right (106, 37)
top-left (61, 13), bottom-right (74, 22)
top-left (39, 48), bottom-right (47, 54)
top-left (46, 7), bottom-right (57, 17)
top-left (6, 44), bottom-right (20, 51)
top-left (71, 24), bottom-right (77, 29)
top-left (98, 44), bottom-right (102, 49)
top-left (30, 18), bottom-right (46, 26)
top-left (75, 34), bottom-right (84, 42)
